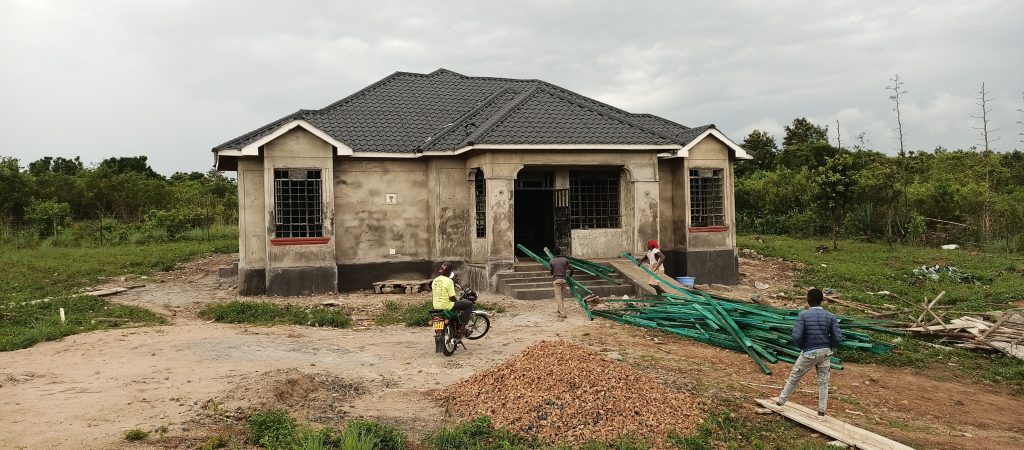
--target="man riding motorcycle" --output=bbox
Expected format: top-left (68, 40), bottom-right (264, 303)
top-left (431, 262), bottom-right (473, 336)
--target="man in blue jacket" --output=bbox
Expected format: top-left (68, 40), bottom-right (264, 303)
top-left (776, 288), bottom-right (842, 417)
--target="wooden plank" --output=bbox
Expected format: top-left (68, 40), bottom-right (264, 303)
top-left (83, 287), bottom-right (129, 297)
top-left (756, 399), bottom-right (915, 450)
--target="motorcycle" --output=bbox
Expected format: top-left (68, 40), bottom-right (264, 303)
top-left (429, 275), bottom-right (491, 356)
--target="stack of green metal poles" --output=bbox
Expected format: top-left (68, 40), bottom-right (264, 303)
top-left (593, 252), bottom-right (901, 373)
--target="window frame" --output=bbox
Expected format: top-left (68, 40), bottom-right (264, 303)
top-left (271, 168), bottom-right (327, 243)
top-left (688, 167), bottom-right (727, 231)
top-left (474, 169), bottom-right (486, 238)
top-left (569, 170), bottom-right (621, 230)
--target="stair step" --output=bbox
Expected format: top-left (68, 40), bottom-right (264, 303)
top-left (512, 284), bottom-right (636, 301)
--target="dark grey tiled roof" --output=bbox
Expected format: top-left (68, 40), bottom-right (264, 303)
top-left (213, 69), bottom-right (715, 153)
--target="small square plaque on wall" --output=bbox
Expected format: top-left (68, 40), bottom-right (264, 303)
top-left (384, 193), bottom-right (398, 205)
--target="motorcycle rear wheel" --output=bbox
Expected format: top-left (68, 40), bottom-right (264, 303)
top-left (441, 325), bottom-right (457, 356)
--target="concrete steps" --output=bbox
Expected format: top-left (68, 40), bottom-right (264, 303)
top-left (498, 260), bottom-right (637, 300)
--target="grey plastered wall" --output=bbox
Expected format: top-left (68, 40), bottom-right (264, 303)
top-left (334, 159), bottom-right (432, 263)
top-left (430, 158), bottom-right (473, 262)
top-left (237, 157), bottom-right (267, 295)
top-left (262, 127), bottom-right (338, 295)
top-left (684, 137), bottom-right (736, 250)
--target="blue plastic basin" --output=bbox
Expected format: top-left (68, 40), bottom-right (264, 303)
top-left (675, 276), bottom-right (696, 288)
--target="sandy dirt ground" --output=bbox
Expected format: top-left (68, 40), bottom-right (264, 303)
top-left (1, 254), bottom-right (1022, 449)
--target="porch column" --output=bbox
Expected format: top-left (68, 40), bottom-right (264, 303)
top-left (485, 176), bottom-right (516, 280)
top-left (627, 162), bottom-right (661, 253)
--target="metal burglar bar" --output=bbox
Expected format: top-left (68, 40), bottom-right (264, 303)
top-left (475, 170), bottom-right (486, 238)
top-left (569, 170), bottom-right (620, 229)
top-left (273, 169), bottom-right (324, 238)
top-left (689, 168), bottom-right (724, 227)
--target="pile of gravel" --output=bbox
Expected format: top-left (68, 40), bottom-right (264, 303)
top-left (439, 340), bottom-right (702, 446)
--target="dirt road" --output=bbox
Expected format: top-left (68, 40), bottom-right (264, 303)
top-left (2, 254), bottom-right (1022, 449)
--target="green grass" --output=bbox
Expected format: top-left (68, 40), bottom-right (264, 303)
top-left (740, 234), bottom-right (1024, 393)
top-left (375, 299), bottom-right (434, 327)
top-left (375, 299), bottom-right (506, 327)
top-left (668, 410), bottom-right (834, 450)
top-left (426, 416), bottom-right (539, 450)
top-left (0, 240), bottom-right (233, 351)
top-left (0, 239), bottom-right (237, 302)
top-left (246, 410), bottom-right (407, 449)
top-left (738, 234), bottom-right (1024, 311)
top-left (199, 301), bottom-right (353, 328)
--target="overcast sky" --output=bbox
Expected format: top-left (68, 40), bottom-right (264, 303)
top-left (2, 0), bottom-right (1022, 175)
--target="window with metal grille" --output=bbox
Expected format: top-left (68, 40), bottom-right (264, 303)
top-left (273, 169), bottom-right (323, 238)
top-left (475, 170), bottom-right (486, 238)
top-left (689, 168), bottom-right (725, 227)
top-left (569, 170), bottom-right (620, 229)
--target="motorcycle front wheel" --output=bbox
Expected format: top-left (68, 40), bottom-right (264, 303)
top-left (465, 313), bottom-right (490, 340)
top-left (442, 325), bottom-right (457, 356)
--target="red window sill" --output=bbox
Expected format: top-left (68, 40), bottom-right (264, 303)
top-left (270, 237), bottom-right (331, 246)
top-left (688, 226), bottom-right (729, 233)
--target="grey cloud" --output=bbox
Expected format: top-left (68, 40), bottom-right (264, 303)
top-left (1, 0), bottom-right (1022, 175)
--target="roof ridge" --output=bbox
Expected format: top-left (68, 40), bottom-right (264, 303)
top-left (464, 86), bottom-right (542, 145)
top-left (417, 86), bottom-right (515, 151)
top-left (538, 87), bottom-right (683, 143)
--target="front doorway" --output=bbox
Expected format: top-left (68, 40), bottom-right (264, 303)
top-left (513, 170), bottom-right (569, 256)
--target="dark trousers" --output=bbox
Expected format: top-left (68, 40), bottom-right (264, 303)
top-left (453, 299), bottom-right (474, 325)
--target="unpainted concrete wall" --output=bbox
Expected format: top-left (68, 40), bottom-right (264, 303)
top-left (684, 136), bottom-right (736, 251)
top-left (262, 127), bottom-right (338, 294)
top-left (334, 159), bottom-right (431, 263)
top-left (431, 159), bottom-right (473, 261)
top-left (238, 158), bottom-right (266, 269)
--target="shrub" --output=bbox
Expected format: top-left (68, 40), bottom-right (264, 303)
top-left (123, 428), bottom-right (149, 441)
top-left (201, 434), bottom-right (230, 449)
top-left (199, 301), bottom-right (352, 328)
top-left (344, 419), bottom-right (406, 450)
top-left (248, 409), bottom-right (296, 448)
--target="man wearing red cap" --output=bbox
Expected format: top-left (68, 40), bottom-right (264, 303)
top-left (638, 239), bottom-right (668, 294)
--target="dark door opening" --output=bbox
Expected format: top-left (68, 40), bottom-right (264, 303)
top-left (514, 170), bottom-right (556, 256)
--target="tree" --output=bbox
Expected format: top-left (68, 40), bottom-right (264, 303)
top-left (1016, 91), bottom-right (1023, 147)
top-left (886, 74), bottom-right (911, 228)
top-left (972, 82), bottom-right (1000, 153)
top-left (886, 74), bottom-right (908, 156)
top-left (813, 152), bottom-right (857, 250)
top-left (94, 156), bottom-right (163, 179)
top-left (0, 157), bottom-right (31, 220)
top-left (25, 200), bottom-right (71, 237)
top-left (776, 141), bottom-right (842, 171)
top-left (782, 118), bottom-right (829, 148)
top-left (737, 130), bottom-right (779, 175)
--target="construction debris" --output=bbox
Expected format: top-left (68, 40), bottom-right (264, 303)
top-left (906, 312), bottom-right (1024, 360)
top-left (371, 279), bottom-right (431, 294)
top-left (911, 265), bottom-right (982, 284)
top-left (594, 292), bottom-right (898, 374)
top-left (595, 253), bottom-right (899, 374)
top-left (439, 341), bottom-right (702, 447)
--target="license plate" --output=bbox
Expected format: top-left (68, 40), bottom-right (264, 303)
top-left (432, 319), bottom-right (445, 331)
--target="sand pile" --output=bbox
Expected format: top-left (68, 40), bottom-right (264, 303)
top-left (439, 340), bottom-right (702, 446)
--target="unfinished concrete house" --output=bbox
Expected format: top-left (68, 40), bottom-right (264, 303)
top-left (212, 69), bottom-right (751, 296)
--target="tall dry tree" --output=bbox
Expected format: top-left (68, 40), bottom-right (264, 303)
top-left (1017, 91), bottom-right (1024, 147)
top-left (971, 82), bottom-right (1000, 242)
top-left (886, 74), bottom-right (910, 237)
top-left (835, 120), bottom-right (843, 149)
top-left (972, 82), bottom-right (1000, 152)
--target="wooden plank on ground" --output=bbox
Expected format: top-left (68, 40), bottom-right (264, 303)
top-left (755, 399), bottom-right (915, 450)
top-left (83, 287), bottom-right (129, 297)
